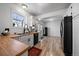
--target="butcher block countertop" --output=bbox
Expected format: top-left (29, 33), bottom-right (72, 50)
top-left (8, 34), bottom-right (21, 38)
top-left (16, 32), bottom-right (38, 36)
top-left (28, 32), bottom-right (38, 35)
top-left (0, 35), bottom-right (29, 56)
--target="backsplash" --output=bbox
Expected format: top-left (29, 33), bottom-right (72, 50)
top-left (10, 27), bottom-right (24, 34)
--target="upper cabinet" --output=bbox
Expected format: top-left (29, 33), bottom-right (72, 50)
top-left (72, 3), bottom-right (79, 17)
top-left (64, 3), bottom-right (79, 17)
top-left (64, 4), bottom-right (72, 17)
top-left (67, 4), bottom-right (72, 16)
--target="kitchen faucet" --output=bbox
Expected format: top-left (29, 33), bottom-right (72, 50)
top-left (23, 24), bottom-right (29, 34)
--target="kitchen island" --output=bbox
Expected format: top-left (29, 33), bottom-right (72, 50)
top-left (10, 32), bottom-right (39, 46)
top-left (0, 35), bottom-right (29, 56)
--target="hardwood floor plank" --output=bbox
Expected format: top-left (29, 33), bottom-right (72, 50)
top-left (35, 36), bottom-right (64, 56)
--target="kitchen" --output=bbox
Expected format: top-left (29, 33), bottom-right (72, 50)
top-left (0, 3), bottom-right (43, 56)
top-left (0, 3), bottom-right (79, 56)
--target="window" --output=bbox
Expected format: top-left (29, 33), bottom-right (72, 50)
top-left (12, 12), bottom-right (24, 27)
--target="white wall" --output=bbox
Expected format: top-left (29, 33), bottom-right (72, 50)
top-left (36, 8), bottom-right (67, 37)
top-left (37, 9), bottom-right (67, 20)
top-left (36, 7), bottom-right (67, 37)
top-left (45, 19), bottom-right (61, 37)
top-left (0, 3), bottom-right (34, 34)
top-left (0, 4), bottom-right (12, 34)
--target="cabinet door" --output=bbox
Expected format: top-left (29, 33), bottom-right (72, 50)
top-left (28, 35), bottom-right (33, 47)
top-left (65, 4), bottom-right (72, 16)
top-left (72, 3), bottom-right (79, 17)
top-left (20, 36), bottom-right (28, 44)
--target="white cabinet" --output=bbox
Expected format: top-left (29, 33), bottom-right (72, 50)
top-left (20, 36), bottom-right (28, 44)
top-left (27, 35), bottom-right (34, 47)
top-left (38, 31), bottom-right (43, 41)
top-left (66, 3), bottom-right (79, 17)
top-left (72, 3), bottom-right (79, 17)
top-left (20, 35), bottom-right (34, 47)
top-left (65, 4), bottom-right (72, 16)
top-left (67, 4), bottom-right (72, 16)
top-left (64, 3), bottom-right (79, 17)
top-left (15, 35), bottom-right (34, 47)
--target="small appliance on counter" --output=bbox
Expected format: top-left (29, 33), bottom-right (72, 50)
top-left (1, 28), bottom-right (10, 36)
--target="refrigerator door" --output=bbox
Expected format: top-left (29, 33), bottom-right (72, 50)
top-left (64, 16), bottom-right (72, 56)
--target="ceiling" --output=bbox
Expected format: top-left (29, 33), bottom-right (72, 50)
top-left (26, 3), bottom-right (70, 16)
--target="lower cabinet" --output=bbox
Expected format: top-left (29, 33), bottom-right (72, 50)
top-left (27, 35), bottom-right (34, 47)
top-left (14, 33), bottom-right (38, 47)
top-left (15, 35), bottom-right (34, 47)
top-left (20, 36), bottom-right (28, 44)
top-left (39, 31), bottom-right (43, 41)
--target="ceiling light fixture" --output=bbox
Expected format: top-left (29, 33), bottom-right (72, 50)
top-left (22, 4), bottom-right (28, 9)
top-left (38, 18), bottom-right (41, 20)
top-left (22, 5), bottom-right (27, 9)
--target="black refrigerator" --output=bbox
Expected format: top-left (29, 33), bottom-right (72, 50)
top-left (64, 16), bottom-right (72, 56)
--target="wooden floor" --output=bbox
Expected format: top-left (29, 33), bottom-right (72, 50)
top-left (34, 36), bottom-right (64, 56)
